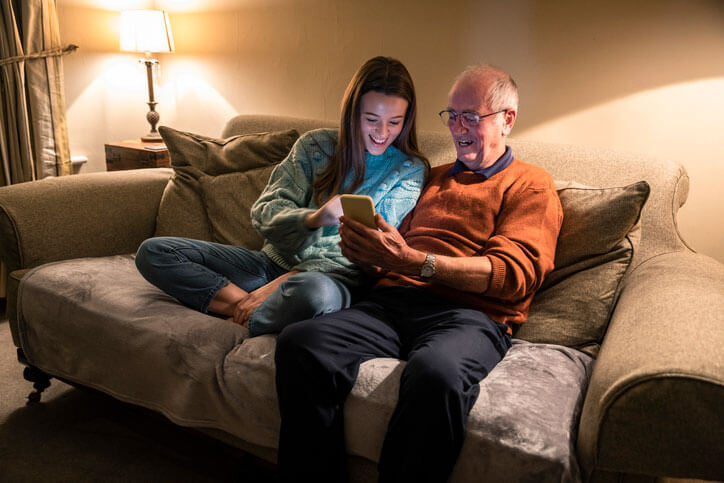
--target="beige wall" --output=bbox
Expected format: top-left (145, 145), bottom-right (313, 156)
top-left (57, 0), bottom-right (724, 264)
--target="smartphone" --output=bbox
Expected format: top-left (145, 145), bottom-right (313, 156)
top-left (340, 194), bottom-right (377, 229)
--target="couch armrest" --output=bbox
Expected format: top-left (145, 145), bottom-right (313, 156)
top-left (0, 168), bottom-right (172, 273)
top-left (577, 250), bottom-right (724, 481)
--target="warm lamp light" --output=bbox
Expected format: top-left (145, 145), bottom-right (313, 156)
top-left (120, 10), bottom-right (174, 142)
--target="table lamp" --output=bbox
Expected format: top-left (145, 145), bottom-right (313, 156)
top-left (120, 10), bottom-right (174, 142)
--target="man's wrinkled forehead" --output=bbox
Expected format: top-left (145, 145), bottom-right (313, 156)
top-left (448, 77), bottom-right (490, 111)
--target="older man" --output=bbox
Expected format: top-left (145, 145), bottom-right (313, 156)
top-left (274, 64), bottom-right (563, 482)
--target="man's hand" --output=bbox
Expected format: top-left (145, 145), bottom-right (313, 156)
top-left (339, 214), bottom-right (424, 275)
top-left (305, 195), bottom-right (343, 229)
top-left (341, 214), bottom-right (494, 292)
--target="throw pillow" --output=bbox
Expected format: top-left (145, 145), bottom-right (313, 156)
top-left (198, 166), bottom-right (278, 249)
top-left (154, 126), bottom-right (300, 246)
top-left (515, 180), bottom-right (650, 358)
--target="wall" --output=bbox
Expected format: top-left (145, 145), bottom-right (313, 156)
top-left (57, 0), bottom-right (724, 264)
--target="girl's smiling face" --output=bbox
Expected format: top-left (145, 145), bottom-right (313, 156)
top-left (359, 91), bottom-right (408, 156)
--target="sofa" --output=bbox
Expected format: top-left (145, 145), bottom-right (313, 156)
top-left (1, 114), bottom-right (723, 482)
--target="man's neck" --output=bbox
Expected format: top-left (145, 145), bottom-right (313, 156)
top-left (480, 147), bottom-right (506, 169)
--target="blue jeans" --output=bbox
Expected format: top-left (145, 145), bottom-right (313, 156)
top-left (135, 237), bottom-right (353, 336)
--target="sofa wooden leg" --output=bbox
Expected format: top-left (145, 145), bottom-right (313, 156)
top-left (23, 366), bottom-right (51, 403)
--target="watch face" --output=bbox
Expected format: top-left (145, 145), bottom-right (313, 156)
top-left (421, 254), bottom-right (435, 278)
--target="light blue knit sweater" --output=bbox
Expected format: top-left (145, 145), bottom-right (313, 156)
top-left (250, 128), bottom-right (425, 286)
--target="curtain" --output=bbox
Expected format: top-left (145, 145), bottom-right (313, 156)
top-left (0, 0), bottom-right (76, 185)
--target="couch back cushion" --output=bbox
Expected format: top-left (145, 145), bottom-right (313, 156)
top-left (515, 180), bottom-right (650, 357)
top-left (155, 126), bottom-right (299, 248)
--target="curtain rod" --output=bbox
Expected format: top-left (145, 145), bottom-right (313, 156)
top-left (0, 44), bottom-right (78, 67)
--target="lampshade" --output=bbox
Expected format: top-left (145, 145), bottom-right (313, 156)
top-left (120, 10), bottom-right (174, 53)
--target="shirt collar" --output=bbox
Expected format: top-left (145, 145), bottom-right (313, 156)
top-left (448, 146), bottom-right (513, 179)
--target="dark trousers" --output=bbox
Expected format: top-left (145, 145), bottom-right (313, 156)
top-left (274, 286), bottom-right (511, 483)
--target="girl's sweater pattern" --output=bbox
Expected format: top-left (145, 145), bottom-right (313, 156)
top-left (251, 128), bottom-right (426, 286)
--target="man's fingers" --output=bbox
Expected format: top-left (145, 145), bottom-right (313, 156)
top-left (375, 213), bottom-right (393, 232)
top-left (339, 239), bottom-right (361, 262)
top-left (339, 234), bottom-right (369, 265)
top-left (340, 227), bottom-right (369, 255)
top-left (341, 216), bottom-right (371, 235)
top-left (375, 213), bottom-right (394, 231)
top-left (340, 223), bottom-right (369, 250)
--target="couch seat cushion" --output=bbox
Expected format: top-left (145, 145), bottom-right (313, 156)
top-left (17, 255), bottom-right (592, 483)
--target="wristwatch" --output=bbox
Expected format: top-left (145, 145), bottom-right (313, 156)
top-left (420, 253), bottom-right (436, 280)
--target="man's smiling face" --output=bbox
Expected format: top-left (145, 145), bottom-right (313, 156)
top-left (447, 78), bottom-right (510, 171)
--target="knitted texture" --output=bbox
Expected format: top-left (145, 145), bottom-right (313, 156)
top-left (251, 129), bottom-right (426, 285)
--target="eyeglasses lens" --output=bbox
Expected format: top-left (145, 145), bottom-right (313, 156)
top-left (439, 111), bottom-right (480, 128)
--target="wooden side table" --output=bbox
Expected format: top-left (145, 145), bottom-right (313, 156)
top-left (104, 139), bottom-right (170, 171)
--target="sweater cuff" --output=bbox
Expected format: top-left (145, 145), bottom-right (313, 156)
top-left (258, 207), bottom-right (321, 254)
top-left (292, 208), bottom-right (317, 234)
top-left (486, 255), bottom-right (507, 295)
top-left (261, 244), bottom-right (294, 271)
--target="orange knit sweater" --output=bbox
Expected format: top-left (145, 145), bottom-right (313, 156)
top-left (376, 158), bottom-right (563, 330)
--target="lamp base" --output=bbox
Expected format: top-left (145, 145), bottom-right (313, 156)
top-left (140, 58), bottom-right (162, 144)
top-left (141, 131), bottom-right (163, 142)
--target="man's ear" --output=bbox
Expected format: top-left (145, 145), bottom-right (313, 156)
top-left (502, 109), bottom-right (517, 136)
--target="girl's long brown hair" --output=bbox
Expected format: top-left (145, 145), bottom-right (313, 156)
top-left (313, 56), bottom-right (429, 206)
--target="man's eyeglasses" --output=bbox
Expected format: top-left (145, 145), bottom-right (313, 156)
top-left (439, 109), bottom-right (507, 128)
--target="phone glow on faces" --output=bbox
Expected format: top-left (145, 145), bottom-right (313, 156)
top-left (359, 91), bottom-right (408, 156)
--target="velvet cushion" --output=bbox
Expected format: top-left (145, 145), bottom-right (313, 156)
top-left (515, 180), bottom-right (651, 358)
top-left (154, 126), bottom-right (299, 246)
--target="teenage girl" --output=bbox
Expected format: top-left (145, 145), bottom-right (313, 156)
top-left (135, 56), bottom-right (429, 336)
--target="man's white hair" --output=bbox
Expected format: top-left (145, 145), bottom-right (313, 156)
top-left (456, 64), bottom-right (519, 112)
